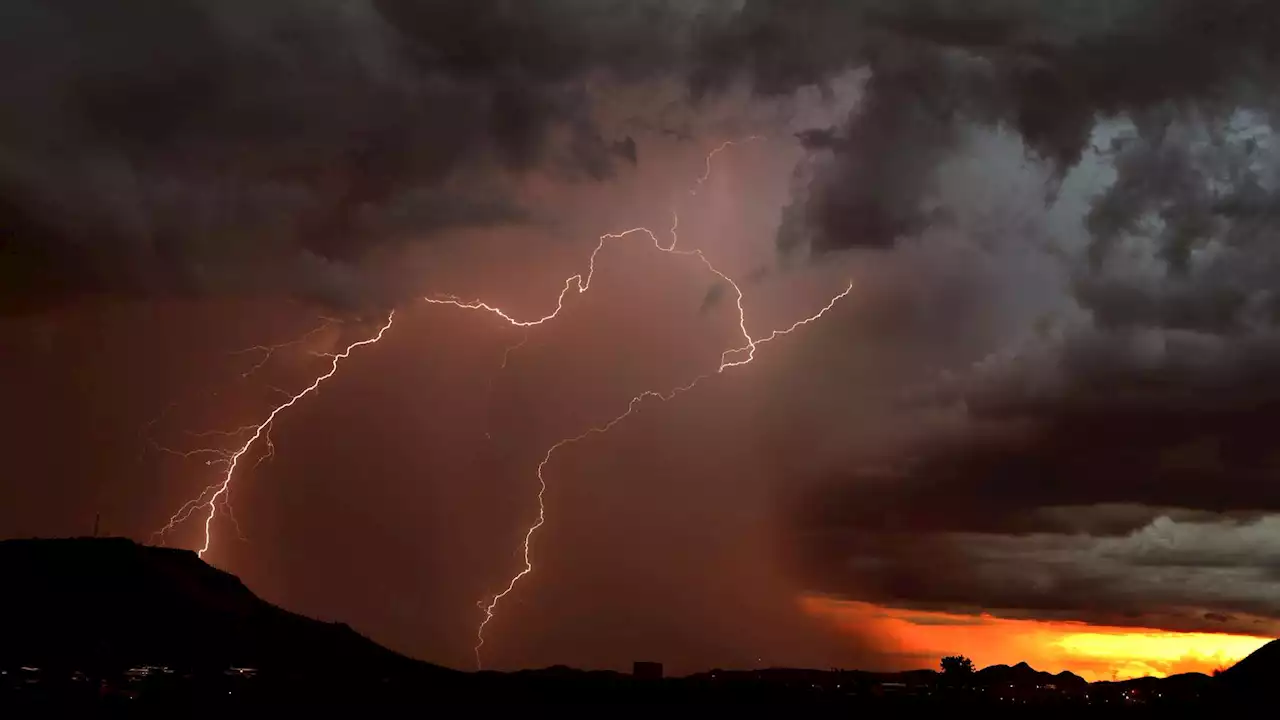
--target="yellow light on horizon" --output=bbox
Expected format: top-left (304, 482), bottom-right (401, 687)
top-left (802, 596), bottom-right (1272, 682)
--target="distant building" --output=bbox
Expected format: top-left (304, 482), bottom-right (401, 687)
top-left (633, 661), bottom-right (663, 680)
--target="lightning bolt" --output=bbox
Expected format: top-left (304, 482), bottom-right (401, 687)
top-left (465, 280), bottom-right (851, 668)
top-left (156, 313), bottom-right (395, 557)
top-left (423, 137), bottom-right (763, 324)
top-left (140, 316), bottom-right (343, 467)
top-left (151, 137), bottom-right (851, 669)
top-left (691, 136), bottom-right (763, 195)
top-left (229, 316), bottom-right (341, 379)
top-left (223, 487), bottom-right (250, 544)
top-left (423, 139), bottom-right (853, 668)
top-left (483, 332), bottom-right (531, 442)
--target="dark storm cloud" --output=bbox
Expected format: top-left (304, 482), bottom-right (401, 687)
top-left (0, 0), bottom-right (697, 315)
top-left (13, 0), bottom-right (1277, 317)
top-left (776, 2), bottom-right (1280, 628)
top-left (776, 51), bottom-right (976, 255)
top-left (789, 284), bottom-right (1280, 632)
top-left (15, 0), bottom-right (1280, 316)
top-left (793, 487), bottom-right (1280, 636)
top-left (765, 0), bottom-right (1280, 255)
top-left (790, 234), bottom-right (1280, 629)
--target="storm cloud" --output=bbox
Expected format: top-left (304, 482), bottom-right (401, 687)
top-left (0, 0), bottom-right (695, 314)
top-left (636, 1), bottom-right (1280, 638)
top-left (783, 105), bottom-right (1280, 636)
top-left (12, 1), bottom-right (1280, 315)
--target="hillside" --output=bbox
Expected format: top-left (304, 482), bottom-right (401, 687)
top-left (0, 537), bottom-right (452, 676)
top-left (1219, 638), bottom-right (1280, 691)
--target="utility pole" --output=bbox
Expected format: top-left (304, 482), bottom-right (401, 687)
top-left (92, 512), bottom-right (101, 538)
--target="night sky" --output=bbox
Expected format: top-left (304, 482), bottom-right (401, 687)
top-left (5, 1), bottom-right (1280, 679)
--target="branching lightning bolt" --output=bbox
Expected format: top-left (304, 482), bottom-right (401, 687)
top-left (229, 316), bottom-right (341, 379)
top-left (150, 137), bottom-right (850, 670)
top-left (424, 139), bottom-right (853, 668)
top-left (156, 313), bottom-right (395, 557)
top-left (140, 317), bottom-right (343, 468)
top-left (483, 332), bottom-right (530, 441)
top-left (465, 282), bottom-right (850, 668)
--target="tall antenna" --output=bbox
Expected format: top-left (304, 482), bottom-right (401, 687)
top-left (92, 512), bottom-right (101, 538)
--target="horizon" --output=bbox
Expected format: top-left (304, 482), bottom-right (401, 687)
top-left (4, 534), bottom-right (1270, 682)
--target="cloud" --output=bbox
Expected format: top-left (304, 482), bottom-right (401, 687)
top-left (699, 281), bottom-right (728, 314)
top-left (16, 1), bottom-right (1280, 317)
top-left (13, 0), bottom-right (1278, 319)
top-left (792, 488), bottom-right (1280, 635)
top-left (0, 0), bottom-right (679, 315)
top-left (787, 320), bottom-right (1280, 632)
top-left (767, 0), bottom-right (1280, 257)
top-left (779, 102), bottom-right (1280, 635)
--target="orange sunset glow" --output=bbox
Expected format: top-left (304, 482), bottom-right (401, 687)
top-left (803, 597), bottom-right (1272, 681)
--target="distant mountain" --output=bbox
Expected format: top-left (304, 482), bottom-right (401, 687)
top-left (0, 537), bottom-right (453, 676)
top-left (975, 661), bottom-right (1087, 689)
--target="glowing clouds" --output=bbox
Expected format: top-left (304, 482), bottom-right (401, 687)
top-left (802, 597), bottom-right (1270, 681)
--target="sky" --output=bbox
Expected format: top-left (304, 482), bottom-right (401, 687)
top-left (4, 0), bottom-right (1280, 678)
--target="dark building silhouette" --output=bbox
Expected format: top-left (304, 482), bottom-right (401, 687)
top-left (633, 661), bottom-right (663, 680)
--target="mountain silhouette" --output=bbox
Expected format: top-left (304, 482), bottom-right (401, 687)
top-left (0, 537), bottom-right (452, 676)
top-left (975, 661), bottom-right (1087, 689)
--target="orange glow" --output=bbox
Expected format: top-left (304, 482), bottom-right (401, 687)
top-left (803, 596), bottom-right (1271, 681)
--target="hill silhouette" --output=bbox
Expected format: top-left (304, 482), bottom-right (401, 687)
top-left (1218, 638), bottom-right (1280, 694)
top-left (975, 661), bottom-right (1087, 689)
top-left (0, 537), bottom-right (452, 677)
top-left (2, 536), bottom-right (1275, 711)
